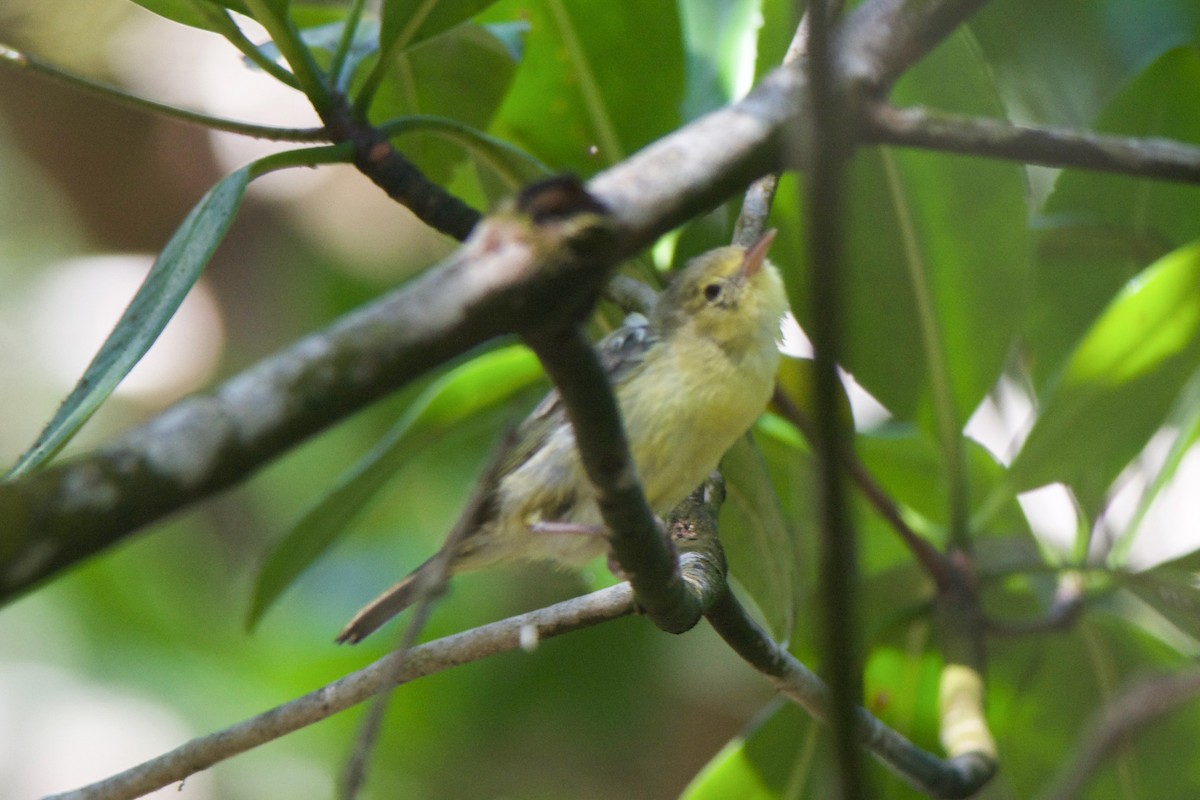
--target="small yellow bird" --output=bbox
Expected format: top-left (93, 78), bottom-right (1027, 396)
top-left (338, 229), bottom-right (788, 643)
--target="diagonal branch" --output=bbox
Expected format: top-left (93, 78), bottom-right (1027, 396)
top-left (838, 0), bottom-right (994, 95)
top-left (523, 327), bottom-right (705, 634)
top-left (1039, 667), bottom-right (1200, 800)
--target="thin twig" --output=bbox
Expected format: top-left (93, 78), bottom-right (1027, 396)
top-left (182, 0), bottom-right (299, 87)
top-left (325, 99), bottom-right (484, 241)
top-left (603, 275), bottom-right (659, 316)
top-left (0, 44), bottom-right (326, 141)
top-left (42, 586), bottom-right (636, 800)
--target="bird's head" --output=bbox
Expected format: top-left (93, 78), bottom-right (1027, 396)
top-left (652, 229), bottom-right (788, 355)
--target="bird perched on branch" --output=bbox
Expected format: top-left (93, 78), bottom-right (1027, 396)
top-left (338, 229), bottom-right (788, 643)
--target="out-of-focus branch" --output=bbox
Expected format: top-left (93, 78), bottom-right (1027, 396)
top-left (1039, 667), bottom-right (1200, 800)
top-left (805, 0), bottom-right (868, 793)
top-left (43, 586), bottom-right (637, 800)
top-left (705, 587), bottom-right (996, 798)
top-left (865, 103), bottom-right (1200, 184)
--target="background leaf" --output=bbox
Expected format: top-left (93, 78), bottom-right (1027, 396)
top-left (379, 0), bottom-right (504, 55)
top-left (485, 0), bottom-right (685, 173)
top-left (127, 0), bottom-right (252, 31)
top-left (789, 31), bottom-right (1029, 426)
top-left (1010, 242), bottom-right (1200, 507)
top-left (1027, 47), bottom-right (1200, 388)
top-left (681, 702), bottom-right (820, 800)
top-left (678, 0), bottom-right (764, 121)
top-left (720, 432), bottom-right (806, 640)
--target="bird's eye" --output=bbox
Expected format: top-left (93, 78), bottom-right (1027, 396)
top-left (703, 282), bottom-right (723, 302)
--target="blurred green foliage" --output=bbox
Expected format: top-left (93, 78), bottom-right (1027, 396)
top-left (4, 0), bottom-right (1200, 798)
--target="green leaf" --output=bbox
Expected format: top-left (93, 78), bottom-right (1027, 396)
top-left (486, 0), bottom-right (684, 174)
top-left (791, 30), bottom-right (1029, 425)
top-left (380, 0), bottom-right (503, 55)
top-left (370, 23), bottom-right (522, 185)
top-left (1109, 373), bottom-right (1200, 566)
top-left (678, 0), bottom-right (763, 120)
top-left (681, 701), bottom-right (820, 800)
top-left (1116, 565), bottom-right (1200, 646)
top-left (259, 17), bottom-right (382, 78)
top-left (1028, 47), bottom-right (1200, 387)
top-left (246, 345), bottom-right (543, 629)
top-left (857, 426), bottom-right (1031, 544)
top-left (1011, 243), bottom-right (1200, 503)
top-left (720, 433), bottom-right (804, 640)
top-left (5, 167), bottom-right (251, 479)
top-left (128, 0), bottom-right (251, 31)
top-left (971, 0), bottom-right (1200, 129)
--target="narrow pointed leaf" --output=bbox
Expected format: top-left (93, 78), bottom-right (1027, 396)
top-left (380, 0), bottom-right (503, 54)
top-left (129, 0), bottom-right (251, 31)
top-left (6, 167), bottom-right (251, 479)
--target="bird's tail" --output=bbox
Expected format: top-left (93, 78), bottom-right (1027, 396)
top-left (336, 554), bottom-right (444, 644)
top-left (337, 427), bottom-right (515, 645)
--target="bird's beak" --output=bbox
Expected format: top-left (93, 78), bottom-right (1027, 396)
top-left (741, 228), bottom-right (777, 279)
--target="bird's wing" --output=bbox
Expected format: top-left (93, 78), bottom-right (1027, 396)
top-left (494, 314), bottom-right (659, 478)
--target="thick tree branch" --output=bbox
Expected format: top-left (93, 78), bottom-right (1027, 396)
top-left (44, 585), bottom-right (637, 800)
top-left (0, 186), bottom-right (616, 600)
top-left (838, 0), bottom-right (993, 95)
top-left (866, 103), bottom-right (1200, 184)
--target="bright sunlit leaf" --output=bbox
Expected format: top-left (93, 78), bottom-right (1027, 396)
top-left (1012, 242), bottom-right (1200, 501)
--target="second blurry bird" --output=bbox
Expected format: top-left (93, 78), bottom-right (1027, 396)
top-left (339, 229), bottom-right (788, 643)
